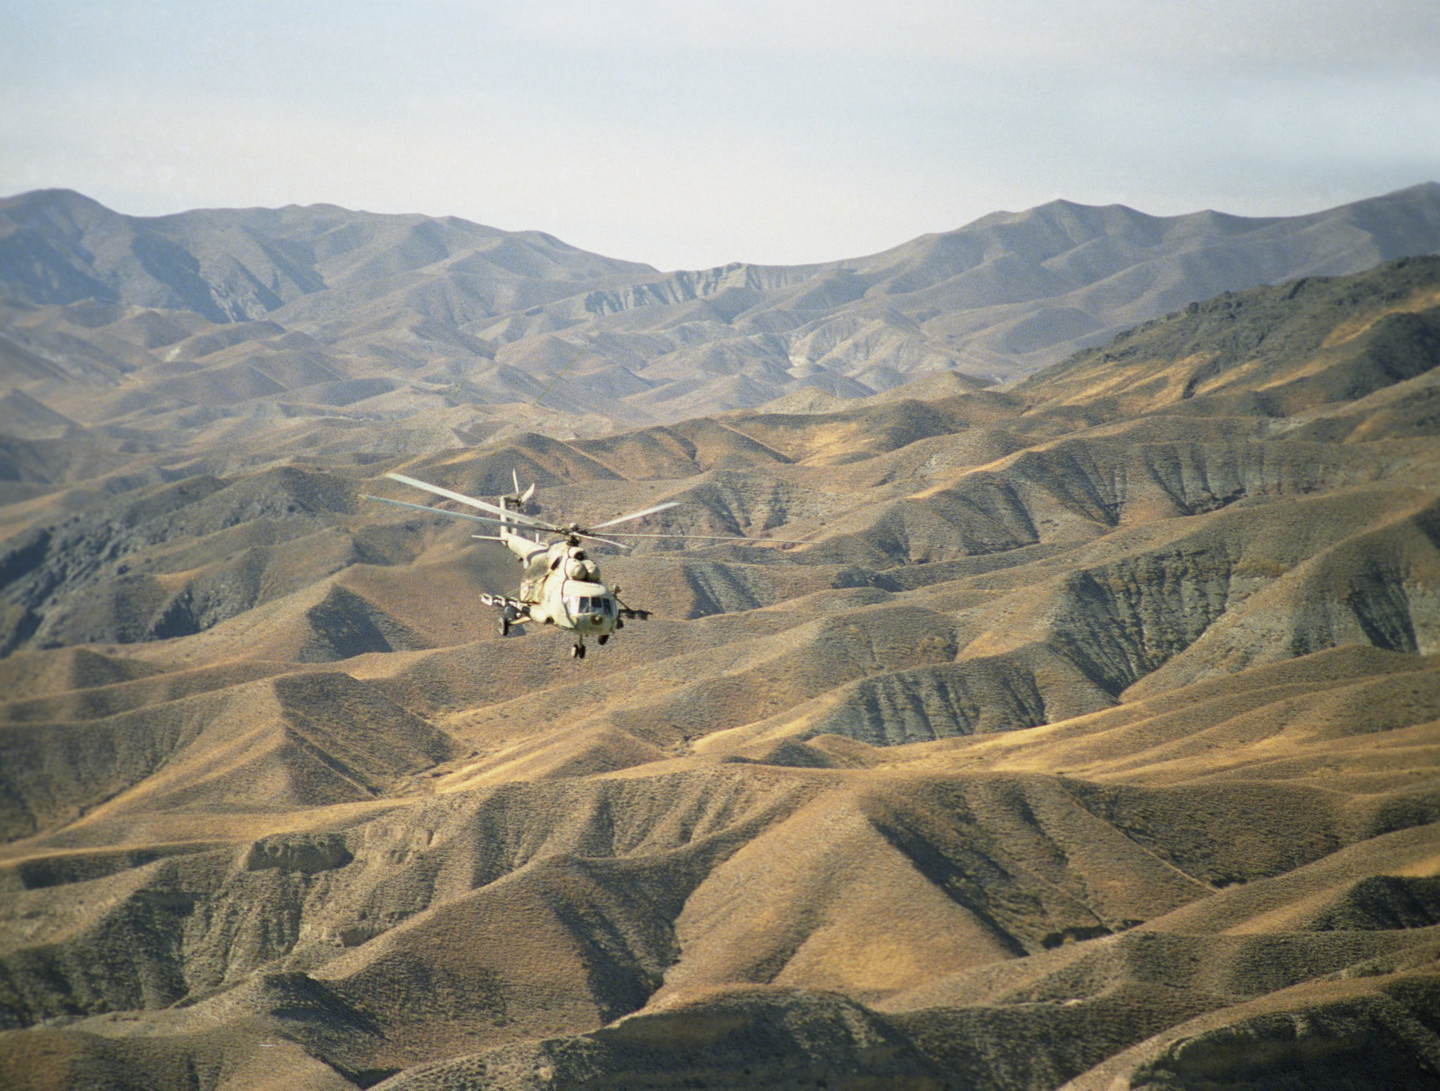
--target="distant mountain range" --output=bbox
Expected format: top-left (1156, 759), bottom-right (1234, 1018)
top-left (2, 184), bottom-right (1439, 442)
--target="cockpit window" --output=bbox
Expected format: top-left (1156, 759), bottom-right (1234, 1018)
top-left (568, 595), bottom-right (614, 616)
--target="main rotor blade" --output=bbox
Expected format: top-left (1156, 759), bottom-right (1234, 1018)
top-left (573, 530), bottom-right (632, 549)
top-left (589, 500), bottom-right (680, 530)
top-left (384, 472), bottom-right (555, 530)
top-left (368, 494), bottom-right (638, 547)
top-left (589, 530), bottom-right (810, 544)
top-left (361, 493), bottom-right (519, 529)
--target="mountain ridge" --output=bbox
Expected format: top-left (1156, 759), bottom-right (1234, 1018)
top-left (4, 184), bottom-right (1439, 438)
top-left (0, 221), bottom-right (1439, 1088)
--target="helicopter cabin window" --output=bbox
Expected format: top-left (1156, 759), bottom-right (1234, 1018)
top-left (568, 595), bottom-right (615, 616)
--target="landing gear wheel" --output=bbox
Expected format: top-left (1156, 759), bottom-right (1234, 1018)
top-left (598, 634), bottom-right (609, 646)
top-left (500, 617), bottom-right (511, 637)
top-left (571, 642), bottom-right (587, 659)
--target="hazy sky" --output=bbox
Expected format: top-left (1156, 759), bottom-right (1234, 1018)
top-left (3, 1), bottom-right (1438, 270)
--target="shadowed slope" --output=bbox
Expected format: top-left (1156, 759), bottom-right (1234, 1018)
top-left (0, 255), bottom-right (1438, 1088)
top-left (0, 668), bottom-right (464, 843)
top-left (4, 187), bottom-right (1439, 462)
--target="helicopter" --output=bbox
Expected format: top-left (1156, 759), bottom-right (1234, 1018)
top-left (363, 470), bottom-right (707, 658)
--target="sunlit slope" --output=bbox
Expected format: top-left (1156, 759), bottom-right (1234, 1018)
top-left (1, 256), bottom-right (1438, 1088)
top-left (4, 185), bottom-right (1439, 465)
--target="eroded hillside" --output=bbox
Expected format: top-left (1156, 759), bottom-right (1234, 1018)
top-left (3, 183), bottom-right (1439, 451)
top-left (1, 257), bottom-right (1439, 1088)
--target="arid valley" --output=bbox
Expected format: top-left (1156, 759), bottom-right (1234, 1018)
top-left (2, 188), bottom-right (1439, 1089)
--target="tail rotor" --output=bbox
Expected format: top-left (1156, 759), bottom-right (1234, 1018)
top-left (504, 469), bottom-right (537, 514)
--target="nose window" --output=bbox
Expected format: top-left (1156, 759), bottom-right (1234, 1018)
top-left (568, 596), bottom-right (613, 617)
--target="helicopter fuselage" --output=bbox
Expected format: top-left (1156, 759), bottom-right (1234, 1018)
top-left (505, 529), bottom-right (620, 640)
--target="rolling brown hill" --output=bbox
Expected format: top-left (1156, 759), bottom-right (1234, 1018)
top-left (0, 256), bottom-right (1438, 1088)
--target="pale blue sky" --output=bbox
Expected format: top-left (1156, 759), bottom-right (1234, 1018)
top-left (3, 1), bottom-right (1438, 270)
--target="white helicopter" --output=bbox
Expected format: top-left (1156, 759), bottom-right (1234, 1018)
top-left (364, 471), bottom-right (698, 658)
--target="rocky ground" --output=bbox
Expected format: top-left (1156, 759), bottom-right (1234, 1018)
top-left (0, 256), bottom-right (1438, 1088)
